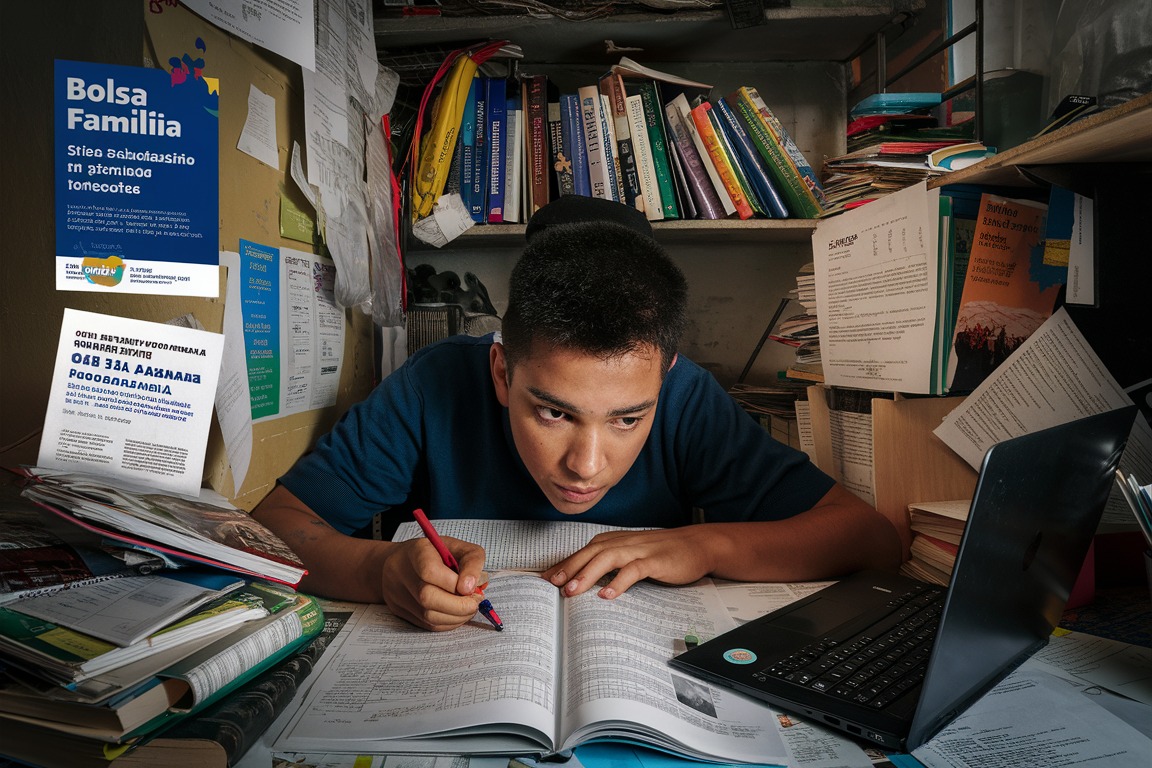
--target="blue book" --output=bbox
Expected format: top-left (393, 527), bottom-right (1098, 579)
top-left (485, 78), bottom-right (507, 223)
top-left (458, 76), bottom-right (480, 218)
top-left (714, 96), bottom-right (790, 218)
top-left (469, 76), bottom-right (489, 223)
top-left (561, 93), bottom-right (591, 197)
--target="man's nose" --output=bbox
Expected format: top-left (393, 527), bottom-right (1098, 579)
top-left (565, 427), bottom-right (607, 480)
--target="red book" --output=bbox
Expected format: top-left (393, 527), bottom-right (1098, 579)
top-left (521, 74), bottom-right (550, 216)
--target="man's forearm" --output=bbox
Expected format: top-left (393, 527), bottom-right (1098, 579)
top-left (707, 486), bottom-right (902, 583)
top-left (251, 485), bottom-right (391, 603)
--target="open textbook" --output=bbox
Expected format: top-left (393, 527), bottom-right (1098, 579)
top-left (274, 521), bottom-right (789, 763)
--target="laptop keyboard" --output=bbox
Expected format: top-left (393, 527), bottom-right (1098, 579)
top-left (755, 582), bottom-right (945, 710)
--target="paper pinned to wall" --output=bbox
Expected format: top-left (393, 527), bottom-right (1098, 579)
top-left (180, 0), bottom-right (316, 72)
top-left (37, 309), bottom-right (224, 497)
top-left (237, 83), bottom-right (280, 170)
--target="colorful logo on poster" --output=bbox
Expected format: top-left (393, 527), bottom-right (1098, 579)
top-left (81, 255), bottom-right (125, 286)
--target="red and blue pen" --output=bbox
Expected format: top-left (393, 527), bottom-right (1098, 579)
top-left (412, 509), bottom-right (504, 631)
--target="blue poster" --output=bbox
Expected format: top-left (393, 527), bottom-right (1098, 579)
top-left (54, 50), bottom-right (219, 295)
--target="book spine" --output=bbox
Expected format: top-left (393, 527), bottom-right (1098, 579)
top-left (469, 76), bottom-right (489, 223)
top-left (663, 96), bottom-right (725, 219)
top-left (690, 101), bottom-right (754, 219)
top-left (671, 93), bottom-right (734, 216)
top-left (664, 128), bottom-right (696, 219)
top-left (577, 85), bottom-right (612, 200)
top-left (714, 96), bottom-right (789, 218)
top-left (504, 96), bottom-right (522, 223)
top-left (599, 93), bottom-right (622, 202)
top-left (707, 104), bottom-right (767, 217)
top-left (168, 595), bottom-right (323, 712)
top-left (599, 72), bottom-right (644, 213)
top-left (142, 606), bottom-right (352, 765)
top-left (629, 79), bottom-right (680, 219)
top-left (739, 85), bottom-right (827, 209)
top-left (560, 93), bottom-right (591, 197)
top-left (625, 93), bottom-right (664, 221)
top-left (523, 74), bottom-right (550, 216)
top-left (732, 94), bottom-right (821, 218)
top-left (548, 99), bottom-right (574, 197)
top-left (485, 78), bottom-right (506, 223)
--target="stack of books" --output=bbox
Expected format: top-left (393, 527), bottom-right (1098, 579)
top-left (411, 55), bottom-right (830, 226)
top-left (819, 93), bottom-right (990, 217)
top-left (898, 499), bottom-right (968, 586)
top-left (779, 262), bottom-right (823, 383)
top-left (0, 474), bottom-right (323, 768)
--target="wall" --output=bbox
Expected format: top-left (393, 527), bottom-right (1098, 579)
top-left (0, 2), bottom-right (375, 508)
top-left (419, 240), bottom-right (811, 389)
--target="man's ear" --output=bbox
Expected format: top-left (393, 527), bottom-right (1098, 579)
top-left (490, 342), bottom-right (511, 407)
top-left (668, 353), bottom-right (678, 372)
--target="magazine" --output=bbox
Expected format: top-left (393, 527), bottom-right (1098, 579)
top-left (19, 469), bottom-right (305, 586)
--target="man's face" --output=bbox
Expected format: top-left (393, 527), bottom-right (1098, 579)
top-left (490, 341), bottom-right (669, 514)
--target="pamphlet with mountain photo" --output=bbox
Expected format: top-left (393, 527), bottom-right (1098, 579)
top-left (946, 193), bottom-right (1066, 392)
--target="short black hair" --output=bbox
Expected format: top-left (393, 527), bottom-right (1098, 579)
top-left (524, 195), bottom-right (654, 242)
top-left (501, 219), bottom-right (688, 374)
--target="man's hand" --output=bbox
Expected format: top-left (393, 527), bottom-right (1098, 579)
top-left (541, 484), bottom-right (901, 599)
top-left (541, 527), bottom-right (719, 599)
top-left (251, 486), bottom-right (490, 631)
top-left (378, 536), bottom-right (489, 631)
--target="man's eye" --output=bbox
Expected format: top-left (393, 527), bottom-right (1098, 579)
top-left (614, 416), bottom-right (642, 429)
top-left (537, 406), bottom-right (567, 422)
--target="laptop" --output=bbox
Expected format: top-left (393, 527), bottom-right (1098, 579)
top-left (670, 406), bottom-right (1137, 752)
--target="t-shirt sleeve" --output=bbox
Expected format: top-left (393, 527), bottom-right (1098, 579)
top-left (668, 364), bottom-right (835, 522)
top-left (278, 364), bottom-right (424, 535)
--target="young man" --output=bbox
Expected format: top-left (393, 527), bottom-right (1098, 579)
top-left (252, 199), bottom-right (901, 631)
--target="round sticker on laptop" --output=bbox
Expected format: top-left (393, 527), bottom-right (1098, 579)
top-left (723, 648), bottom-right (757, 665)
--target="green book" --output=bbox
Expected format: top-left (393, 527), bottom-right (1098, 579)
top-left (0, 580), bottom-right (297, 686)
top-left (625, 79), bottom-right (680, 219)
top-left (732, 86), bottom-right (825, 218)
top-left (0, 592), bottom-right (323, 766)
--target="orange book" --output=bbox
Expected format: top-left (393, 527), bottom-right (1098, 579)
top-left (689, 101), bottom-right (754, 220)
top-left (947, 193), bottom-right (1062, 391)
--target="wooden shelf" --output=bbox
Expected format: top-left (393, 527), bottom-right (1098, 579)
top-left (373, 3), bottom-right (920, 65)
top-left (409, 217), bottom-right (819, 250)
top-left (931, 91), bottom-right (1152, 188)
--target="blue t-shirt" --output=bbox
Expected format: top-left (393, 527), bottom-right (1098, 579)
top-left (279, 335), bottom-right (833, 534)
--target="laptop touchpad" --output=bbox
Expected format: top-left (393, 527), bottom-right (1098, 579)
top-left (764, 596), bottom-right (862, 637)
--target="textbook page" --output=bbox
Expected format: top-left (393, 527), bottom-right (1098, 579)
top-left (392, 519), bottom-right (653, 572)
top-left (812, 181), bottom-right (941, 394)
top-left (274, 573), bottom-right (561, 754)
top-left (558, 579), bottom-right (788, 764)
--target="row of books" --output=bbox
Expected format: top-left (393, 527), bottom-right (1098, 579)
top-left (428, 56), bottom-right (829, 225)
top-left (0, 471), bottom-right (321, 767)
